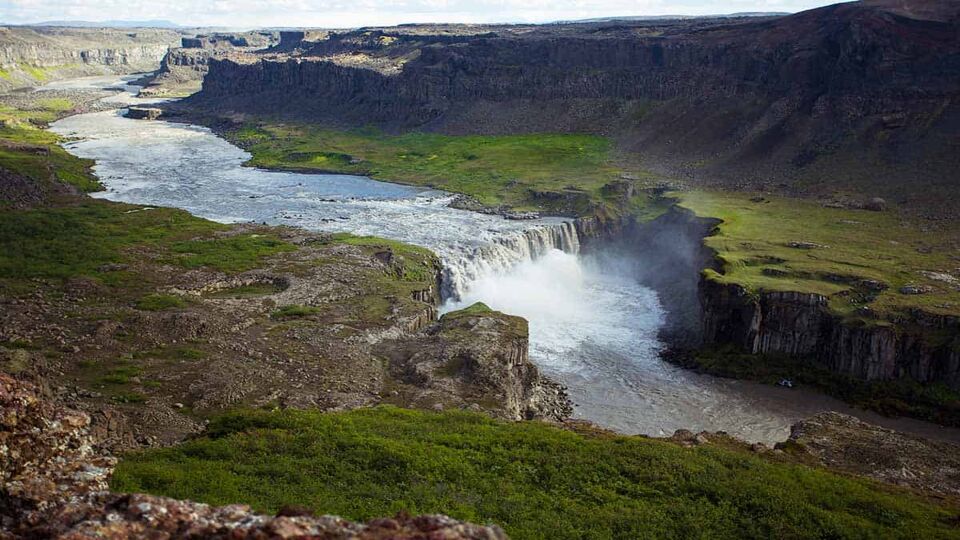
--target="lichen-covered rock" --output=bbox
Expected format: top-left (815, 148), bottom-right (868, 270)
top-left (0, 373), bottom-right (507, 539)
top-left (787, 412), bottom-right (960, 496)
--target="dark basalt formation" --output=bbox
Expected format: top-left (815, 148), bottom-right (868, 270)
top-left (383, 303), bottom-right (572, 421)
top-left (188, 0), bottom-right (960, 212)
top-left (137, 32), bottom-right (279, 97)
top-left (586, 206), bottom-right (960, 395)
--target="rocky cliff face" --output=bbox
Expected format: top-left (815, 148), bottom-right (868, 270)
top-left (0, 27), bottom-right (180, 90)
top-left (700, 279), bottom-right (960, 389)
top-left (138, 32), bottom-right (279, 97)
top-left (601, 202), bottom-right (960, 392)
top-left (189, 0), bottom-right (960, 213)
top-left (383, 305), bottom-right (572, 422)
top-left (0, 373), bottom-right (505, 539)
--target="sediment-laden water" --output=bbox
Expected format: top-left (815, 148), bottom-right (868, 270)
top-left (49, 75), bottom-right (960, 444)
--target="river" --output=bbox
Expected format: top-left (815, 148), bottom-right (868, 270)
top-left (48, 75), bottom-right (960, 444)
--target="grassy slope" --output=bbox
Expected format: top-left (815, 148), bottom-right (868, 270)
top-left (112, 407), bottom-right (960, 540)
top-left (676, 191), bottom-right (960, 321)
top-left (226, 124), bottom-right (660, 216)
top-left (0, 198), bottom-right (295, 296)
top-left (0, 96), bottom-right (103, 193)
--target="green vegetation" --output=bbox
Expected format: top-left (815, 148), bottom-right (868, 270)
top-left (204, 283), bottom-right (284, 298)
top-left (171, 234), bottom-right (296, 273)
top-left (0, 94), bottom-right (102, 193)
top-left (0, 201), bottom-right (223, 287)
top-left (227, 124), bottom-right (659, 215)
top-left (446, 301), bottom-right (493, 316)
top-left (18, 62), bottom-right (51, 82)
top-left (330, 233), bottom-right (437, 282)
top-left (673, 347), bottom-right (960, 426)
top-left (677, 191), bottom-right (960, 320)
top-left (137, 293), bottom-right (189, 311)
top-left (272, 304), bottom-right (323, 319)
top-left (101, 364), bottom-right (143, 385)
top-left (441, 302), bottom-right (527, 337)
top-left (113, 407), bottom-right (960, 540)
top-left (36, 97), bottom-right (74, 113)
top-left (0, 122), bottom-right (101, 192)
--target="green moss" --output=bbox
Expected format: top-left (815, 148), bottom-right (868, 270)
top-left (137, 293), bottom-right (188, 311)
top-left (0, 200), bottom-right (223, 287)
top-left (101, 365), bottom-right (143, 385)
top-left (677, 191), bottom-right (960, 320)
top-left (37, 98), bottom-right (73, 112)
top-left (272, 304), bottom-right (322, 319)
top-left (0, 124), bottom-right (101, 192)
top-left (204, 283), bottom-right (283, 298)
top-left (18, 63), bottom-right (47, 81)
top-left (226, 124), bottom-right (661, 216)
top-left (449, 302), bottom-right (493, 315)
top-left (113, 407), bottom-right (960, 540)
top-left (330, 233), bottom-right (438, 282)
top-left (171, 234), bottom-right (296, 273)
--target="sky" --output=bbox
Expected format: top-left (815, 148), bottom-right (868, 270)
top-left (1, 0), bottom-right (844, 28)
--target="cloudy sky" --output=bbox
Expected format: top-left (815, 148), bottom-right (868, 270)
top-left (2, 0), bottom-right (845, 28)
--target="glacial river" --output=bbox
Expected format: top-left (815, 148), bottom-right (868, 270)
top-left (49, 75), bottom-right (960, 444)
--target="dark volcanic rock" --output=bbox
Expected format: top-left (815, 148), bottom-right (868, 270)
top-left (383, 304), bottom-right (572, 421)
top-left (185, 0), bottom-right (960, 213)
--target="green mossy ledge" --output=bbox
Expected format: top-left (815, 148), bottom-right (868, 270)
top-left (112, 406), bottom-right (960, 540)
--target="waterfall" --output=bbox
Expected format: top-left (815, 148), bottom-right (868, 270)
top-left (441, 221), bottom-right (581, 301)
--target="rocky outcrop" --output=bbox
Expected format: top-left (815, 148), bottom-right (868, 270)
top-left (137, 33), bottom-right (278, 97)
top-left (598, 201), bottom-right (960, 391)
top-left (0, 373), bottom-right (505, 539)
top-left (0, 26), bottom-right (179, 90)
top-left (124, 106), bottom-right (162, 120)
top-left (787, 412), bottom-right (960, 496)
top-left (382, 304), bottom-right (572, 422)
top-left (700, 279), bottom-right (960, 389)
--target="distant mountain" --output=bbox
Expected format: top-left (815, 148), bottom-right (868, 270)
top-left (24, 20), bottom-right (182, 29)
top-left (557, 12), bottom-right (789, 23)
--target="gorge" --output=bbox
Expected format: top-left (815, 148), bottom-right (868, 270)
top-left (48, 75), bottom-right (960, 443)
top-left (3, 3), bottom-right (960, 536)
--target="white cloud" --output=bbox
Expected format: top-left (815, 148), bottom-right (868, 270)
top-left (0, 0), bottom-right (842, 27)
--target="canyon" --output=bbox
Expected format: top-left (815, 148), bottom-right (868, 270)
top-left (2, 2), bottom-right (960, 536)
top-left (0, 26), bottom-right (179, 90)
top-left (189, 0), bottom-right (960, 215)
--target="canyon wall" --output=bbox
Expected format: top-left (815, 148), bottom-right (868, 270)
top-left (701, 279), bottom-right (960, 389)
top-left (610, 205), bottom-right (960, 391)
top-left (190, 0), bottom-right (960, 213)
top-left (0, 26), bottom-right (180, 90)
top-left (138, 32), bottom-right (279, 97)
